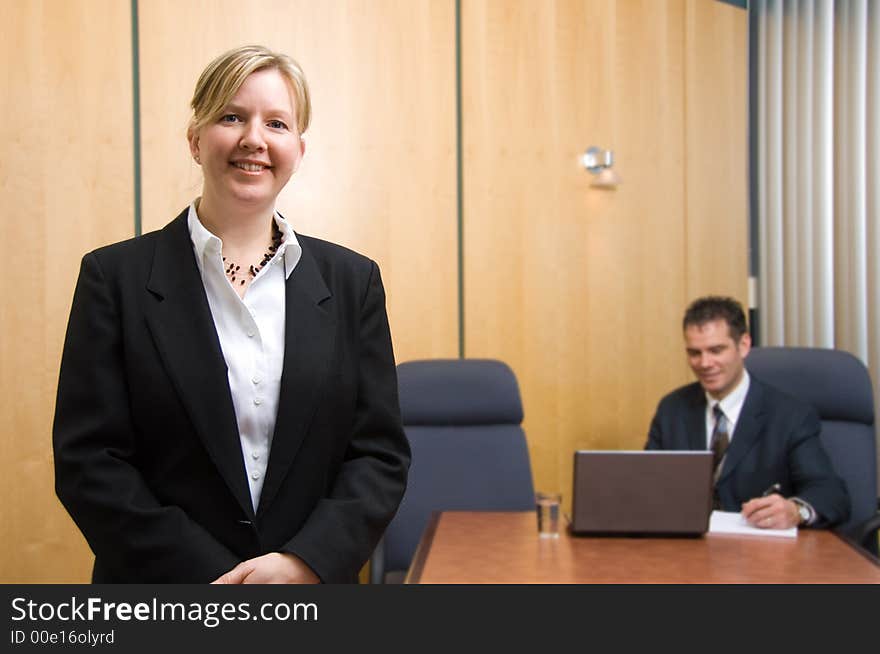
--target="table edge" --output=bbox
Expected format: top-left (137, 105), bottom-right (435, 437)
top-left (404, 511), bottom-right (442, 584)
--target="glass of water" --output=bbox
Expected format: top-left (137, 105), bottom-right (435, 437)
top-left (535, 491), bottom-right (562, 538)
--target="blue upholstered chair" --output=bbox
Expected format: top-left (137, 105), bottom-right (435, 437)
top-left (370, 359), bottom-right (536, 583)
top-left (745, 346), bottom-right (880, 555)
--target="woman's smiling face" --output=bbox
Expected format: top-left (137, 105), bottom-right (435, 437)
top-left (189, 67), bottom-right (305, 212)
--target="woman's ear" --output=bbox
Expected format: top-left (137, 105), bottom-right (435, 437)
top-left (187, 127), bottom-right (201, 164)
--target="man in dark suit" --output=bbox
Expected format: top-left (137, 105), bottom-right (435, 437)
top-left (645, 296), bottom-right (848, 529)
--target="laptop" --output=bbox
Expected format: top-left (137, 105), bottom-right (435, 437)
top-left (570, 450), bottom-right (713, 536)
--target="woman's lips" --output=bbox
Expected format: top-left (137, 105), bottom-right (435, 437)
top-left (232, 161), bottom-right (269, 173)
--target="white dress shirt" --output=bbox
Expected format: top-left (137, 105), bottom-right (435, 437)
top-left (704, 370), bottom-right (750, 448)
top-left (187, 201), bottom-right (302, 511)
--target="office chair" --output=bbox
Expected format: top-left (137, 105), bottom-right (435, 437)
top-left (746, 346), bottom-right (880, 555)
top-left (370, 359), bottom-right (536, 583)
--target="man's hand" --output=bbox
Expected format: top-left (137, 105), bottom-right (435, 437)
top-left (212, 553), bottom-right (320, 584)
top-left (741, 494), bottom-right (800, 529)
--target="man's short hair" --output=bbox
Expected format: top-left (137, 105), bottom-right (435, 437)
top-left (682, 296), bottom-right (748, 341)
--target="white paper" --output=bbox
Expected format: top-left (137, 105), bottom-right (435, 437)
top-left (708, 510), bottom-right (797, 538)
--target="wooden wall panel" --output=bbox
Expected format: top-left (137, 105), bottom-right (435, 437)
top-left (463, 0), bottom-right (747, 505)
top-left (139, 0), bottom-right (458, 364)
top-left (0, 0), bottom-right (134, 582)
top-left (685, 0), bottom-right (748, 303)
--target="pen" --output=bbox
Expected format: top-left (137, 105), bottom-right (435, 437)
top-left (762, 483), bottom-right (782, 497)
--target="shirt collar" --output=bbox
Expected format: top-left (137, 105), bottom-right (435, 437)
top-left (705, 369), bottom-right (751, 427)
top-left (187, 201), bottom-right (302, 279)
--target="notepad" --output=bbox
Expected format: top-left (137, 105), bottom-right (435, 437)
top-left (709, 510), bottom-right (797, 538)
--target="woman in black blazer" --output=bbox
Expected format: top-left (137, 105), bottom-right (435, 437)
top-left (52, 45), bottom-right (410, 583)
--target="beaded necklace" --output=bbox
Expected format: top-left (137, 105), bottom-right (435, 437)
top-left (223, 221), bottom-right (283, 287)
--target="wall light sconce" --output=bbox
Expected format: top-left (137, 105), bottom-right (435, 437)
top-left (582, 146), bottom-right (622, 189)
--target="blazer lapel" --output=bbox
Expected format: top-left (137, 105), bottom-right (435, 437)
top-left (144, 211), bottom-right (255, 520)
top-left (686, 385), bottom-right (707, 450)
top-left (717, 380), bottom-right (765, 483)
top-left (257, 241), bottom-right (335, 517)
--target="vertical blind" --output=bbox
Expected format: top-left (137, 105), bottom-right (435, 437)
top-left (753, 0), bottom-right (880, 471)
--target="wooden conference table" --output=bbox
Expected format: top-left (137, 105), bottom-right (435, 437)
top-left (405, 511), bottom-right (880, 583)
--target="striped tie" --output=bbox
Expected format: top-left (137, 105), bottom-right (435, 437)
top-left (710, 404), bottom-right (730, 509)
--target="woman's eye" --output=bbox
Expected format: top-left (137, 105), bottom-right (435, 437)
top-left (220, 114), bottom-right (241, 123)
top-left (267, 120), bottom-right (288, 130)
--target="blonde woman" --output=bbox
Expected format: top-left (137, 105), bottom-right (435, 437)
top-left (53, 45), bottom-right (410, 583)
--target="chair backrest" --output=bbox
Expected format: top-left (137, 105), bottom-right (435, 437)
top-left (745, 346), bottom-right (876, 536)
top-left (374, 359), bottom-right (535, 582)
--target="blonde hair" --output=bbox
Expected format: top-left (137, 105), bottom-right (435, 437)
top-left (189, 45), bottom-right (311, 135)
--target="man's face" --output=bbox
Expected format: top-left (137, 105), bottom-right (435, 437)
top-left (684, 319), bottom-right (751, 400)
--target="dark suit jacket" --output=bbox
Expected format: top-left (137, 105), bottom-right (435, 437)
top-left (53, 209), bottom-right (411, 583)
top-left (645, 376), bottom-right (849, 527)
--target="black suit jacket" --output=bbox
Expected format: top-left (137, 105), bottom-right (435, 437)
top-left (53, 209), bottom-right (410, 583)
top-left (645, 376), bottom-right (849, 527)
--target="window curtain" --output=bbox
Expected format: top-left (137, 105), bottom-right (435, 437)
top-left (752, 0), bottom-right (880, 486)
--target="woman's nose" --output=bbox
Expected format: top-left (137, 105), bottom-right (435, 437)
top-left (239, 122), bottom-right (266, 151)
